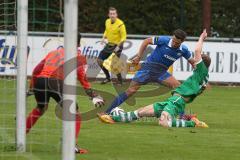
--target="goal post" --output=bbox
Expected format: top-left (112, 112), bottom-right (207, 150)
top-left (16, 0), bottom-right (28, 152)
top-left (62, 0), bottom-right (78, 160)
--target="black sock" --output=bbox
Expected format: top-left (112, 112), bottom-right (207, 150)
top-left (117, 73), bottom-right (122, 83)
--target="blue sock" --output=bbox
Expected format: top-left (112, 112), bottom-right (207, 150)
top-left (106, 92), bottom-right (128, 114)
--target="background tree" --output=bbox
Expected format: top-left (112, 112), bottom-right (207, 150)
top-left (1, 0), bottom-right (239, 37)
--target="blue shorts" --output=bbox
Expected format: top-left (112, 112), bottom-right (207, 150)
top-left (132, 63), bottom-right (171, 84)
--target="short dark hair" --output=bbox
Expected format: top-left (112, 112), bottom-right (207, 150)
top-left (109, 7), bottom-right (117, 12)
top-left (173, 29), bottom-right (187, 41)
top-left (201, 54), bottom-right (211, 68)
top-left (77, 33), bottom-right (81, 47)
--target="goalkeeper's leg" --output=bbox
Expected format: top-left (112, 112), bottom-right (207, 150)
top-left (26, 105), bottom-right (48, 133)
top-left (74, 112), bottom-right (88, 154)
top-left (26, 78), bottom-right (50, 133)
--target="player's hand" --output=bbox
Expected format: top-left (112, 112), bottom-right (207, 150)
top-left (27, 78), bottom-right (34, 97)
top-left (26, 89), bottom-right (34, 97)
top-left (92, 95), bottom-right (105, 107)
top-left (113, 46), bottom-right (120, 53)
top-left (200, 29), bottom-right (207, 40)
top-left (131, 54), bottom-right (141, 64)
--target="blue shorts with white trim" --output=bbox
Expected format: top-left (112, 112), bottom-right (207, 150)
top-left (132, 62), bottom-right (171, 84)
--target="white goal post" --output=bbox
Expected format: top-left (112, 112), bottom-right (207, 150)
top-left (16, 0), bottom-right (28, 153)
top-left (62, 0), bottom-right (78, 160)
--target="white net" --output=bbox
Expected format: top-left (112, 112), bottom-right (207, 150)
top-left (0, 0), bottom-right (16, 30)
top-left (0, 0), bottom-right (18, 159)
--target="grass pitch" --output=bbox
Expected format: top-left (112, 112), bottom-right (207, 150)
top-left (0, 79), bottom-right (240, 160)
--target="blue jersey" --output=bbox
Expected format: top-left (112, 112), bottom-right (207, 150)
top-left (146, 36), bottom-right (192, 68)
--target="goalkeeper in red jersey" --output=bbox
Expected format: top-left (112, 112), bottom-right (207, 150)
top-left (26, 34), bottom-right (104, 154)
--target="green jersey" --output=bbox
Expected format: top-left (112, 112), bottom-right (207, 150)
top-left (172, 60), bottom-right (209, 103)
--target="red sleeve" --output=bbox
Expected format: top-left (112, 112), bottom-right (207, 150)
top-left (77, 54), bottom-right (91, 89)
top-left (32, 58), bottom-right (45, 76)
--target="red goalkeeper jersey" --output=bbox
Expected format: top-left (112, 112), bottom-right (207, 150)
top-left (32, 47), bottom-right (90, 89)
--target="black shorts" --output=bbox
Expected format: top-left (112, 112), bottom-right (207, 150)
top-left (33, 77), bottom-right (63, 108)
top-left (98, 43), bottom-right (123, 60)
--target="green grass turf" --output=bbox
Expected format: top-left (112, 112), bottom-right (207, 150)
top-left (0, 79), bottom-right (240, 160)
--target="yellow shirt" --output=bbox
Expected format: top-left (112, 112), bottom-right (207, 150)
top-left (103, 18), bottom-right (127, 45)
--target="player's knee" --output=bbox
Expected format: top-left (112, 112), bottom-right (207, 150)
top-left (171, 81), bottom-right (181, 88)
top-left (167, 81), bottom-right (180, 89)
top-left (37, 104), bottom-right (48, 115)
top-left (126, 87), bottom-right (138, 96)
top-left (97, 58), bottom-right (103, 66)
top-left (159, 118), bottom-right (173, 128)
top-left (76, 113), bottom-right (81, 121)
top-left (137, 108), bottom-right (145, 118)
top-left (159, 120), bottom-right (170, 127)
top-left (126, 83), bottom-right (140, 96)
top-left (159, 111), bottom-right (172, 127)
top-left (76, 104), bottom-right (79, 112)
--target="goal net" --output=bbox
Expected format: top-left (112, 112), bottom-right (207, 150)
top-left (0, 0), bottom-right (18, 158)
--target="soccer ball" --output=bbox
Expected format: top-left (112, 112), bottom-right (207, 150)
top-left (110, 107), bottom-right (125, 116)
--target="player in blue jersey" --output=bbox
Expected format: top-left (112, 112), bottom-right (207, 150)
top-left (98, 29), bottom-right (195, 121)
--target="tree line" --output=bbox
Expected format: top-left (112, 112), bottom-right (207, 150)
top-left (17, 0), bottom-right (240, 38)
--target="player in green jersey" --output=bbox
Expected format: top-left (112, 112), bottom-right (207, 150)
top-left (99, 29), bottom-right (211, 128)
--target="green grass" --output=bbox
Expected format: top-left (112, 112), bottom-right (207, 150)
top-left (0, 79), bottom-right (240, 160)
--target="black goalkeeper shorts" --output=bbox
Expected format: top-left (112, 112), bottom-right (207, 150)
top-left (33, 77), bottom-right (63, 108)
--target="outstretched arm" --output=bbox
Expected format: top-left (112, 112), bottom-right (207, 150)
top-left (194, 29), bottom-right (207, 62)
top-left (131, 37), bottom-right (153, 64)
top-left (77, 55), bottom-right (105, 107)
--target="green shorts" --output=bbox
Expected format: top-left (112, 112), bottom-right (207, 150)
top-left (153, 95), bottom-right (186, 118)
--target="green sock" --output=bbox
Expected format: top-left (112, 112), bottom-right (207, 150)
top-left (112, 111), bottom-right (138, 122)
top-left (171, 119), bottom-right (196, 127)
top-left (185, 120), bottom-right (196, 127)
top-left (111, 115), bottom-right (122, 122)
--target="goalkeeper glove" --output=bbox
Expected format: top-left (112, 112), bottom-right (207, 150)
top-left (92, 95), bottom-right (104, 108)
top-left (26, 89), bottom-right (34, 97)
top-left (85, 88), bottom-right (105, 107)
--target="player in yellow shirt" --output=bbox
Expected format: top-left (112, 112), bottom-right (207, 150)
top-left (97, 7), bottom-right (127, 85)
